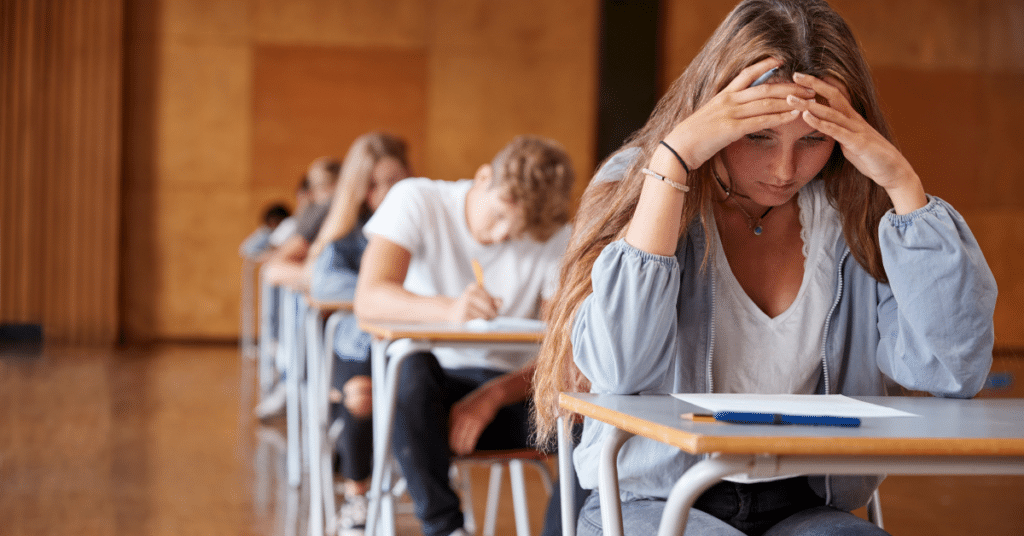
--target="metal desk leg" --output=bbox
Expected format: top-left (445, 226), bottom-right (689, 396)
top-left (598, 428), bottom-right (633, 536)
top-left (657, 455), bottom-right (751, 536)
top-left (305, 307), bottom-right (326, 536)
top-left (258, 278), bottom-right (277, 396)
top-left (557, 417), bottom-right (576, 536)
top-left (367, 340), bottom-right (420, 536)
top-left (240, 257), bottom-right (257, 359)
top-left (365, 338), bottom-right (392, 536)
top-left (283, 290), bottom-right (302, 487)
top-left (321, 311), bottom-right (345, 535)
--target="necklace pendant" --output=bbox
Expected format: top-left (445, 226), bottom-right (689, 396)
top-left (753, 225), bottom-right (763, 236)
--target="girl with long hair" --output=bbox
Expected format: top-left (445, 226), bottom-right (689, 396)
top-left (533, 1), bottom-right (996, 534)
top-left (307, 131), bottom-right (409, 535)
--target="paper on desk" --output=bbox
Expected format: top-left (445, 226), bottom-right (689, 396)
top-left (671, 393), bottom-right (917, 418)
top-left (464, 317), bottom-right (546, 332)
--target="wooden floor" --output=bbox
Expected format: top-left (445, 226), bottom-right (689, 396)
top-left (1, 343), bottom-right (1021, 536)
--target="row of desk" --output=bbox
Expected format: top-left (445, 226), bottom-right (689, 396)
top-left (253, 288), bottom-right (1024, 536)
top-left (360, 321), bottom-right (548, 536)
top-left (271, 293), bottom-right (552, 536)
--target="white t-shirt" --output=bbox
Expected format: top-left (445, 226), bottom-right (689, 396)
top-left (268, 216), bottom-right (297, 247)
top-left (363, 178), bottom-right (571, 371)
top-left (711, 180), bottom-right (842, 483)
top-left (711, 179), bottom-right (843, 395)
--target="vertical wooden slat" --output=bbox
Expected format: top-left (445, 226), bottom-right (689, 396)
top-left (0, 1), bottom-right (11, 318)
top-left (63, 0), bottom-right (81, 341)
top-left (17, 0), bottom-right (38, 320)
top-left (42, 0), bottom-right (61, 340)
top-left (41, 0), bottom-right (59, 340)
top-left (0, 0), bottom-right (124, 345)
top-left (103, 1), bottom-right (125, 343)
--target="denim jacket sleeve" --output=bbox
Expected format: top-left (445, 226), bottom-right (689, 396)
top-left (875, 196), bottom-right (997, 398)
top-left (572, 240), bottom-right (683, 394)
top-left (310, 226), bottom-right (368, 303)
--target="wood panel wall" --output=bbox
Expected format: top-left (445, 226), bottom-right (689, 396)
top-left (0, 0), bottom-right (124, 344)
top-left (662, 0), bottom-right (1024, 348)
top-left (121, 0), bottom-right (599, 341)
top-left (119, 0), bottom-right (1022, 344)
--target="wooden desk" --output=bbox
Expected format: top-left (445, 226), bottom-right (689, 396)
top-left (360, 320), bottom-right (545, 536)
top-left (559, 393), bottom-right (1024, 536)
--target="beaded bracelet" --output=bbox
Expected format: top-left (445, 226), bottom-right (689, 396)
top-left (659, 140), bottom-right (691, 174)
top-left (641, 167), bottom-right (690, 193)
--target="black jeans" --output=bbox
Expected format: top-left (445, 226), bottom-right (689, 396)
top-left (579, 477), bottom-right (888, 536)
top-left (693, 477), bottom-right (826, 535)
top-left (392, 352), bottom-right (531, 536)
top-left (331, 355), bottom-right (373, 481)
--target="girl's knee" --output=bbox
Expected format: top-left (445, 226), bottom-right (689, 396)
top-left (342, 375), bottom-right (373, 417)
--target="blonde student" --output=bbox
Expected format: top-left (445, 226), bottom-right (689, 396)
top-left (306, 132), bottom-right (410, 536)
top-left (355, 135), bottom-right (575, 536)
top-left (533, 1), bottom-right (997, 535)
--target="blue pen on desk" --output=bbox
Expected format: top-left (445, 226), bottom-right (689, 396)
top-left (714, 411), bottom-right (861, 428)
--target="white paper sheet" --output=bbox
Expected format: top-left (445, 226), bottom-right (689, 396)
top-left (464, 317), bottom-right (545, 332)
top-left (671, 393), bottom-right (917, 418)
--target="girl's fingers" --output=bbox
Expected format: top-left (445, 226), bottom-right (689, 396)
top-left (734, 83), bottom-right (815, 105)
top-left (800, 109), bottom-right (854, 142)
top-left (749, 109), bottom-right (803, 132)
top-left (786, 95), bottom-right (848, 125)
top-left (724, 57), bottom-right (783, 91)
top-left (793, 73), bottom-right (853, 113)
top-left (787, 94), bottom-right (862, 147)
top-left (734, 96), bottom-right (802, 119)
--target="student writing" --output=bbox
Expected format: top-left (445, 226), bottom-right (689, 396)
top-left (355, 135), bottom-right (575, 536)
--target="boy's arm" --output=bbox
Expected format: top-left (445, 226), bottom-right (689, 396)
top-left (262, 235), bottom-right (312, 288)
top-left (354, 236), bottom-right (500, 323)
top-left (268, 234), bottom-right (310, 264)
top-left (449, 361), bottom-right (535, 456)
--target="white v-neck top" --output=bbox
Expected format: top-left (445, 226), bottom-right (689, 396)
top-left (711, 180), bottom-right (842, 395)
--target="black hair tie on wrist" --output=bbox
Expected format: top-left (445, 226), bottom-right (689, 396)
top-left (659, 140), bottom-right (690, 175)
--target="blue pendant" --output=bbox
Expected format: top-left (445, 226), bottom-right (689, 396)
top-left (753, 226), bottom-right (763, 235)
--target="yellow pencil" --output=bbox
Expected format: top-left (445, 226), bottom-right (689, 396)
top-left (471, 259), bottom-right (485, 286)
top-left (682, 413), bottom-right (717, 424)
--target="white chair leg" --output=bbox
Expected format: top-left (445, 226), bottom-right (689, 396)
top-left (509, 459), bottom-right (532, 536)
top-left (868, 488), bottom-right (884, 529)
top-left (483, 463), bottom-right (504, 536)
top-left (455, 464), bottom-right (477, 535)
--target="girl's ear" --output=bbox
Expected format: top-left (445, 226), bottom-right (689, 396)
top-left (474, 163), bottom-right (494, 186)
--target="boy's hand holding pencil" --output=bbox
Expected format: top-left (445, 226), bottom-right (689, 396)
top-left (447, 259), bottom-right (502, 322)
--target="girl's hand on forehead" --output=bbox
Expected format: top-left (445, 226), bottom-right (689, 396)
top-left (661, 58), bottom-right (815, 171)
top-left (787, 72), bottom-right (926, 213)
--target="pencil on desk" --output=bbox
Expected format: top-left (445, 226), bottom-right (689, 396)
top-left (472, 259), bottom-right (485, 286)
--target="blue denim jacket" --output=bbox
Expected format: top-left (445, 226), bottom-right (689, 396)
top-left (310, 219), bottom-right (372, 362)
top-left (571, 195), bottom-right (997, 509)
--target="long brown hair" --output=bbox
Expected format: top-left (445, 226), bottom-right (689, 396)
top-left (532, 0), bottom-right (896, 443)
top-left (307, 132), bottom-right (409, 264)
